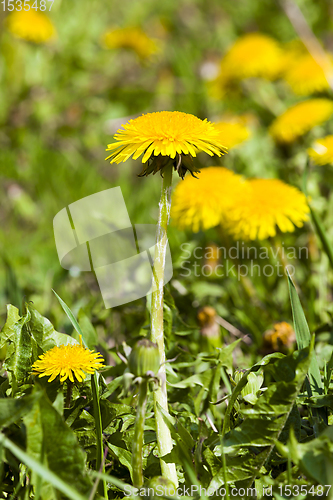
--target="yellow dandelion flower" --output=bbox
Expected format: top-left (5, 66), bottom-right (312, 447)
top-left (171, 167), bottom-right (246, 232)
top-left (278, 39), bottom-right (307, 73)
top-left (284, 53), bottom-right (333, 96)
top-left (213, 119), bottom-right (251, 149)
top-left (263, 322), bottom-right (296, 352)
top-left (219, 33), bottom-right (284, 81)
top-left (6, 10), bottom-right (56, 44)
top-left (101, 27), bottom-right (159, 60)
top-left (32, 336), bottom-right (104, 383)
top-left (225, 179), bottom-right (309, 240)
top-left (307, 135), bottom-right (333, 165)
top-left (269, 98), bottom-right (333, 143)
top-left (106, 111), bottom-right (227, 178)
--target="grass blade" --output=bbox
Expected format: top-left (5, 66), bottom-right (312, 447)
top-left (309, 205), bottom-right (333, 271)
top-left (52, 290), bottom-right (84, 341)
top-left (287, 270), bottom-right (327, 430)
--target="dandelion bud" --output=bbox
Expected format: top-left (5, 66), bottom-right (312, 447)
top-left (146, 476), bottom-right (177, 498)
top-left (128, 339), bottom-right (160, 378)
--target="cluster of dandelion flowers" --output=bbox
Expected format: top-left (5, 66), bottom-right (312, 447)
top-left (213, 119), bottom-right (251, 149)
top-left (101, 27), bottom-right (159, 60)
top-left (218, 33), bottom-right (284, 81)
top-left (307, 135), bottom-right (333, 165)
top-left (171, 167), bottom-right (246, 233)
top-left (6, 10), bottom-right (56, 44)
top-left (283, 52), bottom-right (333, 96)
top-left (225, 179), bottom-right (310, 240)
top-left (106, 111), bottom-right (228, 178)
top-left (269, 99), bottom-right (333, 143)
top-left (32, 337), bottom-right (105, 383)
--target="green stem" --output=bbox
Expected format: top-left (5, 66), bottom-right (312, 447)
top-left (132, 379), bottom-right (149, 488)
top-left (65, 381), bottom-right (73, 409)
top-left (91, 372), bottom-right (107, 498)
top-left (150, 165), bottom-right (178, 487)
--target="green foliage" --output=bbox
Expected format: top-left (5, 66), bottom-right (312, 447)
top-left (23, 390), bottom-right (93, 498)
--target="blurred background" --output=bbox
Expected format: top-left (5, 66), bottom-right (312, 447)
top-left (1, 0), bottom-right (333, 362)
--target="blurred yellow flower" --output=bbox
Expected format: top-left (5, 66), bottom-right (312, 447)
top-left (307, 135), bottom-right (333, 165)
top-left (218, 33), bottom-right (284, 81)
top-left (6, 10), bottom-right (56, 44)
top-left (106, 111), bottom-right (227, 178)
top-left (269, 98), bottom-right (333, 143)
top-left (32, 336), bottom-right (104, 383)
top-left (263, 322), bottom-right (296, 352)
top-left (284, 53), bottom-right (333, 96)
top-left (171, 167), bottom-right (246, 232)
top-left (102, 27), bottom-right (159, 59)
top-left (213, 119), bottom-right (251, 149)
top-left (226, 179), bottom-right (309, 240)
top-left (279, 40), bottom-right (307, 73)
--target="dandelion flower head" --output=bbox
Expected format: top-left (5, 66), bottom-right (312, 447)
top-left (32, 336), bottom-right (105, 383)
top-left (279, 39), bottom-right (307, 72)
top-left (284, 52), bottom-right (333, 96)
top-left (225, 179), bottom-right (309, 240)
top-left (102, 27), bottom-right (159, 59)
top-left (263, 322), bottom-right (296, 352)
top-left (307, 135), bottom-right (333, 165)
top-left (219, 33), bottom-right (284, 81)
top-left (269, 98), bottom-right (333, 143)
top-left (6, 10), bottom-right (56, 44)
top-left (171, 167), bottom-right (246, 232)
top-left (106, 111), bottom-right (227, 178)
top-left (214, 118), bottom-right (251, 149)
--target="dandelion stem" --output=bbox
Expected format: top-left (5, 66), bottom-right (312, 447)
top-left (150, 165), bottom-right (178, 487)
top-left (65, 381), bottom-right (73, 409)
top-left (132, 379), bottom-right (148, 487)
top-left (91, 372), bottom-right (107, 498)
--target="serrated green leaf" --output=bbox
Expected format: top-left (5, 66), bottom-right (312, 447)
top-left (28, 304), bottom-right (78, 350)
top-left (107, 443), bottom-right (133, 479)
top-left (23, 392), bottom-right (93, 496)
top-left (222, 352), bottom-right (284, 436)
top-left (2, 305), bottom-right (32, 391)
top-left (0, 391), bottom-right (42, 428)
top-left (0, 433), bottom-right (87, 500)
top-left (216, 344), bottom-right (313, 488)
top-left (208, 451), bottom-right (266, 491)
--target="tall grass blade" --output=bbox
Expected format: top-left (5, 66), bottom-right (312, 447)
top-left (287, 270), bottom-right (327, 429)
top-left (310, 205), bottom-right (333, 271)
